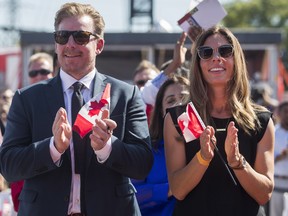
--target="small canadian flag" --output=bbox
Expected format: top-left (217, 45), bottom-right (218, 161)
top-left (73, 83), bottom-right (111, 138)
top-left (177, 102), bottom-right (206, 142)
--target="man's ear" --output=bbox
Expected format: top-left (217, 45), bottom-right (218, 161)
top-left (96, 39), bottom-right (105, 55)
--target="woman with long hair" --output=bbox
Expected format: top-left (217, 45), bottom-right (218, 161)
top-left (164, 26), bottom-right (274, 216)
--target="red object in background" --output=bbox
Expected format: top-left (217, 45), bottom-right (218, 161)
top-left (10, 180), bottom-right (24, 212)
top-left (0, 47), bottom-right (22, 90)
top-left (146, 104), bottom-right (153, 126)
top-left (278, 58), bottom-right (288, 101)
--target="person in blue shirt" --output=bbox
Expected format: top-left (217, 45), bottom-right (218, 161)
top-left (133, 74), bottom-right (189, 216)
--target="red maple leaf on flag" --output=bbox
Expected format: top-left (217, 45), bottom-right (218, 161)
top-left (88, 99), bottom-right (108, 117)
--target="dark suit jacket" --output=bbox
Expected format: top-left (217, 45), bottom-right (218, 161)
top-left (0, 72), bottom-right (153, 216)
top-left (0, 118), bottom-right (5, 135)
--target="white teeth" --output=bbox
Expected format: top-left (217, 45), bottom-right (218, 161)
top-left (210, 68), bottom-right (224, 71)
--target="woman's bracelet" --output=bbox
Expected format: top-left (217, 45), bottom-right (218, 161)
top-left (196, 151), bottom-right (211, 166)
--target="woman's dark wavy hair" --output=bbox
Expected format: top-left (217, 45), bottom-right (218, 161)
top-left (149, 75), bottom-right (189, 149)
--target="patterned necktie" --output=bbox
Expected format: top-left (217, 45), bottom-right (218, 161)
top-left (71, 82), bottom-right (85, 174)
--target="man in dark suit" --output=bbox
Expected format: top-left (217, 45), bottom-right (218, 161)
top-left (0, 2), bottom-right (153, 216)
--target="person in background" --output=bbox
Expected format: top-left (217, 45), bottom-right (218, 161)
top-left (250, 72), bottom-right (279, 113)
top-left (133, 75), bottom-right (189, 216)
top-left (141, 32), bottom-right (189, 107)
top-left (133, 60), bottom-right (160, 90)
top-left (164, 26), bottom-right (274, 216)
top-left (269, 94), bottom-right (288, 216)
top-left (133, 59), bottom-right (160, 124)
top-left (27, 52), bottom-right (54, 84)
top-left (159, 59), bottom-right (190, 78)
top-left (139, 32), bottom-right (189, 126)
top-left (0, 87), bottom-right (14, 130)
top-left (0, 87), bottom-right (15, 215)
top-left (0, 119), bottom-right (16, 215)
top-left (0, 174), bottom-right (17, 216)
top-left (0, 2), bottom-right (153, 216)
top-left (10, 51), bottom-right (55, 212)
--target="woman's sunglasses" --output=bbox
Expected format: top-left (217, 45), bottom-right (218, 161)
top-left (54, 30), bottom-right (98, 45)
top-left (197, 44), bottom-right (234, 60)
top-left (29, 69), bottom-right (52, 78)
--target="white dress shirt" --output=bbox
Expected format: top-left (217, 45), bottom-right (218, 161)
top-left (49, 69), bottom-right (112, 214)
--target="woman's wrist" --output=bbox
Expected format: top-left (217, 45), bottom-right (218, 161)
top-left (228, 154), bottom-right (247, 170)
top-left (196, 151), bottom-right (211, 166)
top-left (227, 154), bottom-right (241, 168)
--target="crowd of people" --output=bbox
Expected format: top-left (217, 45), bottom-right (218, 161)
top-left (0, 2), bottom-right (287, 216)
top-left (269, 93), bottom-right (288, 216)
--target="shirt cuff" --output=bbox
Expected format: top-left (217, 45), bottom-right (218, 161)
top-left (49, 137), bottom-right (63, 166)
top-left (94, 138), bottom-right (112, 163)
top-left (151, 72), bottom-right (168, 88)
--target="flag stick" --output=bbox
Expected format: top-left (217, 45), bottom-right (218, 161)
top-left (210, 139), bottom-right (237, 186)
top-left (184, 102), bottom-right (237, 186)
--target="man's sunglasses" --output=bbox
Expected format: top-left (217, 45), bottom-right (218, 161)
top-left (197, 44), bottom-right (234, 60)
top-left (29, 69), bottom-right (52, 78)
top-left (54, 30), bottom-right (98, 45)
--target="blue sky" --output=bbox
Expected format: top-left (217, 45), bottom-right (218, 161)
top-left (0, 0), bottom-right (230, 33)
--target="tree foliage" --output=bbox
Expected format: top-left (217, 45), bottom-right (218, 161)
top-left (222, 0), bottom-right (288, 28)
top-left (222, 0), bottom-right (288, 64)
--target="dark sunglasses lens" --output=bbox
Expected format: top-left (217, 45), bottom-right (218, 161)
top-left (218, 45), bottom-right (233, 58)
top-left (198, 47), bottom-right (213, 59)
top-left (73, 31), bottom-right (91, 45)
top-left (54, 31), bottom-right (70, 45)
top-left (39, 69), bottom-right (51, 75)
top-left (28, 70), bottom-right (38, 78)
top-left (29, 69), bottom-right (51, 78)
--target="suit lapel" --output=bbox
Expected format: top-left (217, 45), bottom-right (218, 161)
top-left (44, 75), bottom-right (65, 116)
top-left (92, 72), bottom-right (107, 97)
